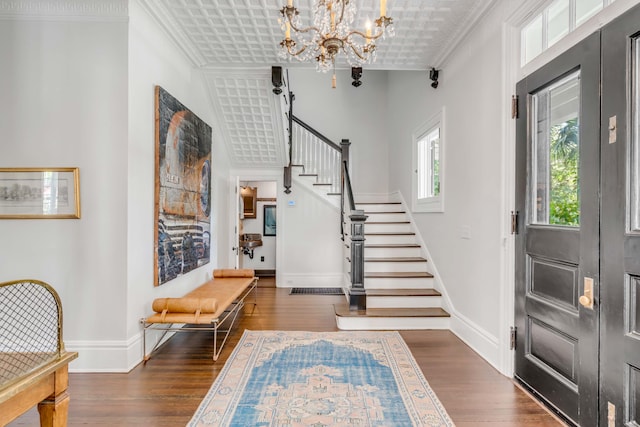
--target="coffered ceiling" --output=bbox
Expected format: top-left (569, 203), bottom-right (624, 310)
top-left (138, 0), bottom-right (498, 167)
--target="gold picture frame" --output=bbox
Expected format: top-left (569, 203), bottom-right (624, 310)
top-left (0, 168), bottom-right (81, 219)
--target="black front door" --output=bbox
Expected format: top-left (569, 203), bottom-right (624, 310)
top-left (515, 33), bottom-right (601, 426)
top-left (600, 5), bottom-right (640, 425)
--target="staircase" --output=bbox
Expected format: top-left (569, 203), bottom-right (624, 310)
top-left (284, 95), bottom-right (450, 330)
top-left (336, 200), bottom-right (451, 330)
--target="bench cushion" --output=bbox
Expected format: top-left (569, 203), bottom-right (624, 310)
top-left (152, 297), bottom-right (218, 314)
top-left (146, 271), bottom-right (255, 325)
top-left (213, 269), bottom-right (254, 278)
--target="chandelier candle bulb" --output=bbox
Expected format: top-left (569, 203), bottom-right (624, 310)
top-left (287, 0), bottom-right (292, 6)
top-left (380, 0), bottom-right (387, 17)
top-left (285, 21), bottom-right (291, 39)
top-left (366, 21), bottom-right (372, 43)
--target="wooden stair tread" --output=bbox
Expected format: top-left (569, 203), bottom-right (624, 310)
top-left (365, 272), bottom-right (434, 278)
top-left (298, 173), bottom-right (318, 177)
top-left (313, 183), bottom-right (332, 186)
top-left (365, 244), bottom-right (421, 248)
top-left (367, 221), bottom-right (410, 224)
top-left (364, 211), bottom-right (406, 214)
top-left (364, 257), bottom-right (427, 262)
top-left (366, 288), bottom-right (441, 297)
top-left (356, 202), bottom-right (402, 205)
top-left (365, 232), bottom-right (415, 235)
top-left (335, 306), bottom-right (450, 318)
top-left (327, 192), bottom-right (341, 196)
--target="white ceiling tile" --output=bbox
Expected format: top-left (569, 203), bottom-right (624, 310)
top-left (139, 0), bottom-right (497, 167)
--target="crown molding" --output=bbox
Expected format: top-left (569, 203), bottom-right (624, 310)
top-left (135, 0), bottom-right (206, 68)
top-left (431, 0), bottom-right (500, 69)
top-left (0, 0), bottom-right (128, 21)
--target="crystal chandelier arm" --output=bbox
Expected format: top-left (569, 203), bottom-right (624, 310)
top-left (280, 39), bottom-right (308, 57)
top-left (281, 6), bottom-right (321, 36)
top-left (347, 28), bottom-right (384, 42)
top-left (347, 43), bottom-right (368, 61)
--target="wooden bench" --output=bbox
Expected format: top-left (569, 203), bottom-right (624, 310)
top-left (0, 279), bottom-right (78, 427)
top-left (141, 269), bottom-right (258, 361)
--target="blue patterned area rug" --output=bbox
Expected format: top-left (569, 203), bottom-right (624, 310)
top-left (188, 330), bottom-right (455, 426)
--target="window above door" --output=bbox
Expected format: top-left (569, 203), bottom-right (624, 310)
top-left (521, 0), bottom-right (618, 65)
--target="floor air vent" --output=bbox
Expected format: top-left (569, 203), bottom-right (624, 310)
top-left (289, 288), bottom-right (344, 295)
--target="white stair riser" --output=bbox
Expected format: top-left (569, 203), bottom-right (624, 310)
top-left (336, 316), bottom-right (450, 330)
top-left (365, 247), bottom-right (422, 258)
top-left (363, 213), bottom-right (408, 222)
top-left (296, 174), bottom-right (318, 183)
top-left (364, 261), bottom-right (428, 273)
top-left (292, 173), bottom-right (341, 209)
top-left (356, 204), bottom-right (403, 213)
top-left (365, 223), bottom-right (412, 233)
top-left (365, 234), bottom-right (417, 245)
top-left (366, 296), bottom-right (443, 309)
top-left (365, 277), bottom-right (434, 289)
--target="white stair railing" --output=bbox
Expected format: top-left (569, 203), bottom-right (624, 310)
top-left (291, 119), bottom-right (342, 194)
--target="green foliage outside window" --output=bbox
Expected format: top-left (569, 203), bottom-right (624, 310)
top-left (549, 118), bottom-right (579, 226)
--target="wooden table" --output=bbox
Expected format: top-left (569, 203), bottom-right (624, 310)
top-left (0, 351), bottom-right (78, 427)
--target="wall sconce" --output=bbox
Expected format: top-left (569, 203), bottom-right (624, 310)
top-left (429, 68), bottom-right (439, 89)
top-left (351, 67), bottom-right (363, 88)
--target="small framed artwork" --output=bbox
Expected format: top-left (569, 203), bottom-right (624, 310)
top-left (263, 205), bottom-right (276, 236)
top-left (0, 168), bottom-right (81, 219)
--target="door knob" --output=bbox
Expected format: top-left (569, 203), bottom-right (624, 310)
top-left (579, 277), bottom-right (594, 309)
top-left (578, 294), bottom-right (592, 307)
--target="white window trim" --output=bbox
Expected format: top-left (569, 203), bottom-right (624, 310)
top-left (412, 108), bottom-right (445, 213)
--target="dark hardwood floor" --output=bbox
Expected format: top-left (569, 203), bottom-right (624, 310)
top-left (10, 286), bottom-right (563, 426)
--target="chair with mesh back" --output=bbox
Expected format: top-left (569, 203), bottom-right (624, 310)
top-left (0, 279), bottom-right (78, 426)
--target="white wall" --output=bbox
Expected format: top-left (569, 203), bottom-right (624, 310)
top-left (387, 3), bottom-right (513, 369)
top-left (279, 182), bottom-right (343, 288)
top-left (0, 16), bottom-right (129, 367)
top-left (287, 69), bottom-right (389, 196)
top-left (125, 1), bottom-right (230, 371)
top-left (0, 1), bottom-right (230, 372)
top-left (239, 181), bottom-right (277, 270)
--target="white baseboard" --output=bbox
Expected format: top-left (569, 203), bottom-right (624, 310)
top-left (66, 333), bottom-right (143, 373)
top-left (450, 310), bottom-right (501, 372)
top-left (279, 273), bottom-right (343, 288)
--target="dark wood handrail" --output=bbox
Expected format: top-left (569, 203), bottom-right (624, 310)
top-left (292, 115), bottom-right (342, 152)
top-left (342, 160), bottom-right (356, 212)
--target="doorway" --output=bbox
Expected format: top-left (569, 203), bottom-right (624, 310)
top-left (236, 180), bottom-right (277, 280)
top-left (514, 4), bottom-right (640, 425)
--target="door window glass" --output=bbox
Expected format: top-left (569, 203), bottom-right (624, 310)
top-left (632, 38), bottom-right (640, 231)
top-left (531, 71), bottom-right (581, 226)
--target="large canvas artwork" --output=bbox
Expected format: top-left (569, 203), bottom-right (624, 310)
top-left (154, 86), bottom-right (212, 286)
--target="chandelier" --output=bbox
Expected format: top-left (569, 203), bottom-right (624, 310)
top-left (278, 0), bottom-right (394, 87)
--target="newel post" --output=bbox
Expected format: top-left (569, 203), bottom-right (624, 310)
top-left (340, 139), bottom-right (350, 169)
top-left (349, 209), bottom-right (367, 311)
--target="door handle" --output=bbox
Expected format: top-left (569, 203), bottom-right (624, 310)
top-left (579, 277), bottom-right (594, 309)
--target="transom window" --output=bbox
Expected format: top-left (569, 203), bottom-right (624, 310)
top-left (521, 0), bottom-right (617, 65)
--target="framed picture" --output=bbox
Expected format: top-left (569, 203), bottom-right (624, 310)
top-left (154, 86), bottom-right (212, 286)
top-left (263, 205), bottom-right (276, 236)
top-left (0, 168), bottom-right (80, 219)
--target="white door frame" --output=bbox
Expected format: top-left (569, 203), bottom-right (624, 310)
top-left (229, 168), bottom-right (284, 285)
